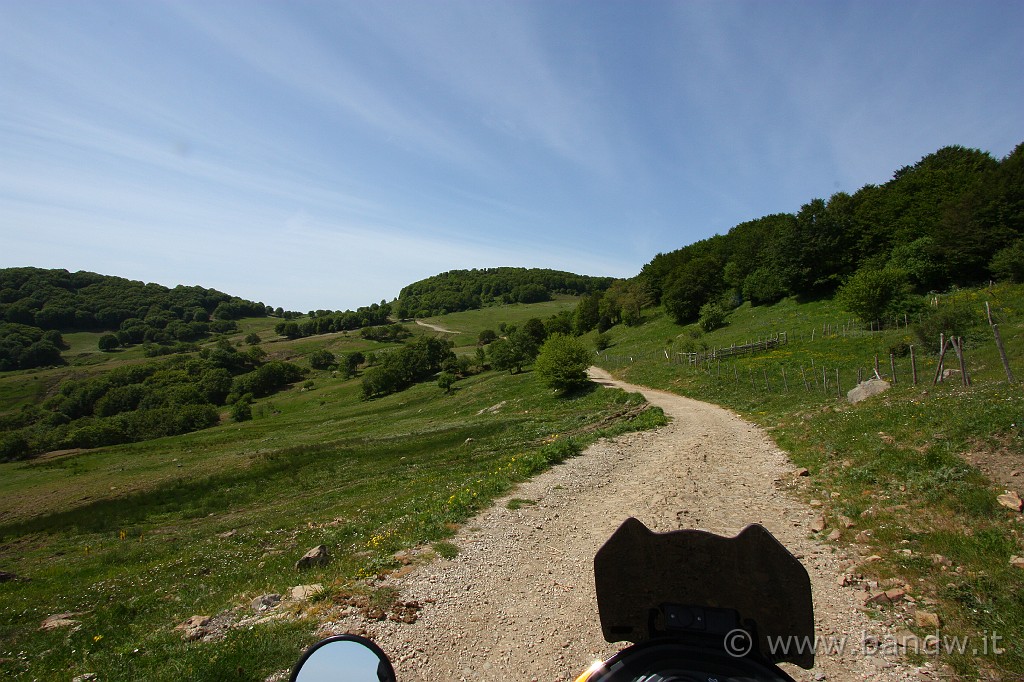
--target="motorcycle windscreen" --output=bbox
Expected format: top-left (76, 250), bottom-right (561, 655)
top-left (594, 518), bottom-right (814, 669)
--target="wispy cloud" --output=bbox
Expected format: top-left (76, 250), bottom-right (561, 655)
top-left (165, 2), bottom-right (485, 169)
top-left (2, 1), bottom-right (1022, 310)
top-left (339, 2), bottom-right (619, 176)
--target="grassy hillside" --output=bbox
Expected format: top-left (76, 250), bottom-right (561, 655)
top-left (0, 307), bottom-right (664, 681)
top-left (416, 296), bottom-right (579, 343)
top-left (593, 283), bottom-right (1024, 679)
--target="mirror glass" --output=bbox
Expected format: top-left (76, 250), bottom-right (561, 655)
top-left (293, 637), bottom-right (395, 682)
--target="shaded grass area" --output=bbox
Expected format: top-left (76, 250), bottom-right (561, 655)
top-left (0, 361), bottom-right (665, 681)
top-left (595, 285), bottom-right (1024, 679)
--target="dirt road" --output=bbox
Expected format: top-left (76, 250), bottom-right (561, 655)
top-left (322, 368), bottom-right (922, 681)
top-left (415, 320), bottom-right (459, 334)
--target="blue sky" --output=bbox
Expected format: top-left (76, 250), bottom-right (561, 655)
top-left (2, 1), bottom-right (1022, 311)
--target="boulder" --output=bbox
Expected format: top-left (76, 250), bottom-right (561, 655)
top-left (846, 378), bottom-right (890, 404)
top-left (295, 545), bottom-right (330, 570)
top-left (250, 593), bottom-right (282, 612)
top-left (174, 615), bottom-right (211, 641)
top-left (915, 610), bottom-right (942, 628)
top-left (884, 588), bottom-right (906, 602)
top-left (997, 490), bottom-right (1023, 512)
top-left (290, 584), bottom-right (324, 601)
top-left (862, 591), bottom-right (890, 606)
top-left (40, 612), bottom-right (82, 631)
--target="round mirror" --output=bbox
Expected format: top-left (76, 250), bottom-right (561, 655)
top-left (290, 634), bottom-right (397, 682)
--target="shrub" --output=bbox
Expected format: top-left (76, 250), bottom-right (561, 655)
top-left (230, 361), bottom-right (304, 399)
top-left (98, 334), bottom-right (120, 352)
top-left (836, 266), bottom-right (910, 325)
top-left (231, 394), bottom-right (253, 422)
top-left (698, 302), bottom-right (727, 332)
top-left (488, 330), bottom-right (538, 375)
top-left (989, 240), bottom-right (1024, 283)
top-left (437, 371), bottom-right (456, 393)
top-left (308, 349), bottom-right (335, 370)
top-left (0, 431), bottom-right (30, 461)
top-left (361, 366), bottom-right (402, 399)
top-left (742, 267), bottom-right (788, 306)
top-left (888, 340), bottom-right (912, 358)
top-left (94, 384), bottom-right (145, 417)
top-left (913, 299), bottom-right (983, 349)
top-left (539, 437), bottom-right (582, 464)
top-left (535, 333), bottom-right (591, 393)
top-left (66, 419), bottom-right (127, 449)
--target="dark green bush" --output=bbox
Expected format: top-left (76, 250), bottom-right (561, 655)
top-left (913, 299), bottom-right (983, 349)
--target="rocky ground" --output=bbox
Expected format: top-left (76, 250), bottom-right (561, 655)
top-left (284, 368), bottom-right (945, 681)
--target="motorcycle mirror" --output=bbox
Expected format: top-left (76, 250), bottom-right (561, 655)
top-left (289, 634), bottom-right (397, 682)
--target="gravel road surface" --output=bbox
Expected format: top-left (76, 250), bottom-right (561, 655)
top-left (315, 368), bottom-right (925, 681)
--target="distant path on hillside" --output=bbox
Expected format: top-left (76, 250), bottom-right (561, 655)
top-left (414, 319), bottom-right (459, 334)
top-left (312, 367), bottom-right (920, 682)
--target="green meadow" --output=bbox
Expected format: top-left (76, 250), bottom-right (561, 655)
top-left (0, 314), bottom-right (663, 681)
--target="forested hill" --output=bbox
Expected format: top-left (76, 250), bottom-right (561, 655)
top-left (394, 267), bottom-right (614, 318)
top-left (641, 142), bottom-right (1024, 324)
top-left (0, 267), bottom-right (272, 371)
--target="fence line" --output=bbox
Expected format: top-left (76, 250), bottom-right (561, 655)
top-left (597, 335), bottom-right (996, 400)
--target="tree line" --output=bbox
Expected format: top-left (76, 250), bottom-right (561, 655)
top-left (393, 267), bottom-right (614, 318)
top-left (273, 303), bottom-right (393, 339)
top-left (638, 143), bottom-right (1024, 326)
top-left (0, 268), bottom-right (277, 370)
top-left (0, 340), bottom-right (304, 461)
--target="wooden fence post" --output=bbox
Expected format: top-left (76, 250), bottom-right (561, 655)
top-left (836, 368), bottom-right (841, 398)
top-left (952, 336), bottom-right (970, 386)
top-left (933, 334), bottom-right (949, 385)
top-left (910, 345), bottom-right (918, 385)
top-left (781, 366), bottom-right (788, 392)
top-left (890, 353), bottom-right (897, 385)
top-left (987, 302), bottom-right (1017, 384)
top-left (800, 366), bottom-right (809, 391)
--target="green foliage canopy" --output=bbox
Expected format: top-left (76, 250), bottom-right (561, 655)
top-left (637, 143), bottom-right (1024, 323)
top-left (360, 337), bottom-right (455, 399)
top-left (395, 267), bottom-right (613, 318)
top-left (835, 266), bottom-right (910, 325)
top-left (535, 333), bottom-right (592, 393)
